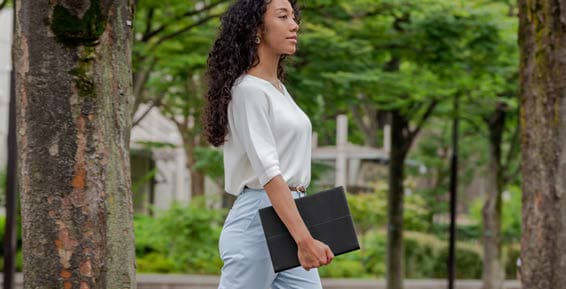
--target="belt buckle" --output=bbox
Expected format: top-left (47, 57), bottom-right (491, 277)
top-left (296, 185), bottom-right (305, 192)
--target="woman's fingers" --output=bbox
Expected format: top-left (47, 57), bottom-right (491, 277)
top-left (299, 240), bottom-right (334, 270)
top-left (325, 247), bottom-right (334, 264)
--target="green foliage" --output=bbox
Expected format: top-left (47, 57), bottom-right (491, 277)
top-left (137, 252), bottom-right (177, 273)
top-left (360, 229), bottom-right (387, 276)
top-left (0, 215), bottom-right (23, 272)
top-left (346, 181), bottom-right (430, 236)
top-left (193, 147), bottom-right (224, 179)
top-left (405, 231), bottom-right (482, 279)
top-left (404, 190), bottom-right (431, 232)
top-left (469, 184), bottom-right (522, 242)
top-left (346, 189), bottom-right (387, 235)
top-left (134, 196), bottom-right (226, 274)
top-left (0, 0), bottom-right (12, 9)
top-left (319, 228), bottom-right (519, 279)
top-left (128, 0), bottom-right (523, 279)
top-left (318, 250), bottom-right (369, 278)
top-left (429, 223), bottom-right (482, 241)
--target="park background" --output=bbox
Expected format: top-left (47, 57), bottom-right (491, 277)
top-left (0, 0), bottom-right (524, 288)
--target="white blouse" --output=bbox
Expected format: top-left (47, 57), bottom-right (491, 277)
top-left (222, 73), bottom-right (312, 196)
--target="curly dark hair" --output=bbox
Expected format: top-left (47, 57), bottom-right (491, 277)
top-left (201, 0), bottom-right (302, 147)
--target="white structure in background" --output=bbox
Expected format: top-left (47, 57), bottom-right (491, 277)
top-left (130, 103), bottom-right (189, 210)
top-left (312, 115), bottom-right (390, 189)
top-left (0, 9), bottom-right (12, 170)
top-left (130, 103), bottom-right (222, 211)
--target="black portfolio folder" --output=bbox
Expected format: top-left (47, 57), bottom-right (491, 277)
top-left (258, 186), bottom-right (360, 273)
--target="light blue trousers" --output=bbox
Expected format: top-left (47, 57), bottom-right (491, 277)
top-left (218, 187), bottom-right (323, 289)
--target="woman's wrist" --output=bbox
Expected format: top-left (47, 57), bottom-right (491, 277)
top-left (295, 231), bottom-right (314, 246)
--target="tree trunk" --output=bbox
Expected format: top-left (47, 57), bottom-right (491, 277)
top-left (182, 131), bottom-right (205, 197)
top-left (482, 104), bottom-right (505, 289)
top-left (14, 1), bottom-right (137, 288)
top-left (518, 0), bottom-right (566, 288)
top-left (190, 169), bottom-right (205, 197)
top-left (387, 110), bottom-right (409, 289)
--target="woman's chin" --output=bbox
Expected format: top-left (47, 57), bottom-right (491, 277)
top-left (284, 48), bottom-right (297, 55)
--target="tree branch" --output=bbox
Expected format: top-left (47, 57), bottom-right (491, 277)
top-left (400, 99), bottom-right (437, 153)
top-left (133, 97), bottom-right (163, 128)
top-left (460, 114), bottom-right (488, 139)
top-left (141, 8), bottom-right (155, 42)
top-left (131, 56), bottom-right (158, 120)
top-left (151, 13), bottom-right (222, 50)
top-left (349, 103), bottom-right (373, 145)
top-left (143, 0), bottom-right (228, 42)
top-left (408, 99), bottom-right (438, 142)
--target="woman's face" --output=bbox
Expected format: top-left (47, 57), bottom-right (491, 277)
top-left (258, 0), bottom-right (300, 55)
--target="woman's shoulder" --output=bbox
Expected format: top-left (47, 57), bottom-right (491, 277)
top-left (232, 75), bottom-right (270, 99)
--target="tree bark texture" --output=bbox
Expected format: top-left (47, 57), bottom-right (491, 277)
top-left (13, 0), bottom-right (137, 288)
top-left (482, 104), bottom-right (505, 289)
top-left (518, 0), bottom-right (566, 288)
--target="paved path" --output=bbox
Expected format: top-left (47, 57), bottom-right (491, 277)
top-left (136, 274), bottom-right (521, 289)
top-left (1, 273), bottom-right (522, 289)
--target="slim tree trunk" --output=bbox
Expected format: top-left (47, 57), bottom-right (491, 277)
top-left (14, 1), bottom-right (137, 288)
top-left (518, 0), bottom-right (566, 288)
top-left (482, 104), bottom-right (505, 289)
top-left (387, 110), bottom-right (409, 289)
top-left (181, 130), bottom-right (205, 197)
top-left (385, 100), bottom-right (436, 289)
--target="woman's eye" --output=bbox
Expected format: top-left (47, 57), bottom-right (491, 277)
top-left (279, 15), bottom-right (288, 19)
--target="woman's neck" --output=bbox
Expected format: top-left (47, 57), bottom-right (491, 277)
top-left (248, 46), bottom-right (280, 80)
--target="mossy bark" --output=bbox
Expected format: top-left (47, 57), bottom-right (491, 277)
top-left (481, 105), bottom-right (505, 289)
top-left (13, 0), bottom-right (137, 288)
top-left (518, 0), bottom-right (566, 288)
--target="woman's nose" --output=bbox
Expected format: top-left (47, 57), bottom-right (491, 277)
top-left (291, 22), bottom-right (299, 32)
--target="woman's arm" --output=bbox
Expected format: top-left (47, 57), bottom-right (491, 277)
top-left (264, 175), bottom-right (334, 270)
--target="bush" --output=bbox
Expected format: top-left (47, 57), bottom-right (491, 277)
top-left (361, 229), bottom-right (387, 276)
top-left (404, 193), bottom-right (431, 232)
top-left (429, 223), bottom-right (482, 241)
top-left (346, 191), bottom-right (387, 235)
top-left (405, 231), bottom-right (483, 278)
top-left (134, 195), bottom-right (226, 274)
top-left (318, 251), bottom-right (369, 278)
top-left (318, 228), bottom-right (485, 279)
top-left (136, 252), bottom-right (177, 273)
top-left (346, 181), bottom-right (430, 235)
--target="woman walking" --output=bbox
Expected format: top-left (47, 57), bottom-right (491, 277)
top-left (202, 0), bottom-right (334, 288)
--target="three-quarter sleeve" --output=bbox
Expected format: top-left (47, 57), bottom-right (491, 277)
top-left (229, 84), bottom-right (282, 186)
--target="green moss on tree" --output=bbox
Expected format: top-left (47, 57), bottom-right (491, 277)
top-left (51, 0), bottom-right (107, 47)
top-left (69, 47), bottom-right (97, 99)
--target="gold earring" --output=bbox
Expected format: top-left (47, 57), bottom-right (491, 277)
top-left (255, 35), bottom-right (261, 44)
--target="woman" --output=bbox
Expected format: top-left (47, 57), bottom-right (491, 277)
top-left (201, 0), bottom-right (334, 288)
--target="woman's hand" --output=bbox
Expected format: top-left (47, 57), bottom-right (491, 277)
top-left (297, 236), bottom-right (334, 271)
top-left (262, 177), bottom-right (334, 270)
